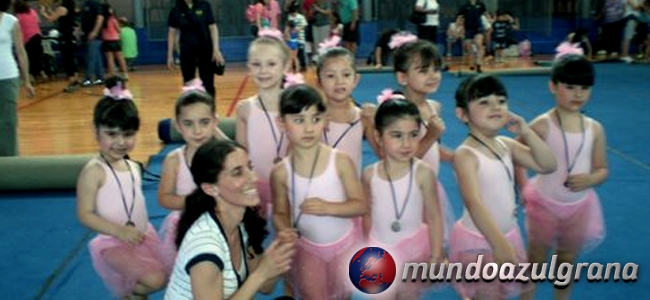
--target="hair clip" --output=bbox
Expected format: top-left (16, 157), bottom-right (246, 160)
top-left (317, 35), bottom-right (342, 56)
top-left (257, 28), bottom-right (284, 40)
top-left (103, 81), bottom-right (133, 100)
top-left (376, 88), bottom-right (405, 104)
top-left (283, 72), bottom-right (305, 89)
top-left (181, 78), bottom-right (207, 94)
top-left (389, 32), bottom-right (418, 50)
top-left (554, 42), bottom-right (584, 60)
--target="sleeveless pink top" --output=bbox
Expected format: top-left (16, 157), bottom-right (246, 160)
top-left (283, 149), bottom-right (354, 244)
top-left (458, 139), bottom-right (517, 234)
top-left (322, 109), bottom-right (363, 175)
top-left (173, 146), bottom-right (197, 197)
top-left (246, 96), bottom-right (288, 182)
top-left (368, 160), bottom-right (424, 244)
top-left (102, 16), bottom-right (120, 41)
top-left (95, 159), bottom-right (149, 233)
top-left (534, 114), bottom-right (595, 203)
top-left (17, 9), bottom-right (40, 43)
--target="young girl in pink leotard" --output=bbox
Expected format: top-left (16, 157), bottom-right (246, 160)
top-left (272, 84), bottom-right (367, 300)
top-left (76, 77), bottom-right (167, 299)
top-left (450, 74), bottom-right (556, 300)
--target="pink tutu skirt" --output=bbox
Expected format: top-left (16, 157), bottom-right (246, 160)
top-left (523, 180), bottom-right (605, 253)
top-left (366, 224), bottom-right (446, 299)
top-left (158, 210), bottom-right (181, 273)
top-left (291, 226), bottom-right (360, 300)
top-left (88, 223), bottom-right (168, 298)
top-left (448, 222), bottom-right (531, 299)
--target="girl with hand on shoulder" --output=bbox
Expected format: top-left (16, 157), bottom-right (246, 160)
top-left (450, 74), bottom-right (556, 300)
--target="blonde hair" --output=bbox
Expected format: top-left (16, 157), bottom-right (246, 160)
top-left (248, 36), bottom-right (291, 63)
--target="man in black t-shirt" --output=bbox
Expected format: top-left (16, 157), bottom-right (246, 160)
top-left (458, 0), bottom-right (487, 72)
top-left (167, 0), bottom-right (225, 98)
top-left (80, 0), bottom-right (105, 86)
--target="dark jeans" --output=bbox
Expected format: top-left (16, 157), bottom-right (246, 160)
top-left (180, 46), bottom-right (215, 98)
top-left (25, 35), bottom-right (44, 77)
top-left (84, 39), bottom-right (104, 81)
top-left (60, 39), bottom-right (78, 78)
top-left (418, 25), bottom-right (439, 45)
top-left (601, 19), bottom-right (625, 54)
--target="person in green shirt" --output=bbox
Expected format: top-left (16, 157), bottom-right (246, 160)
top-left (119, 17), bottom-right (138, 71)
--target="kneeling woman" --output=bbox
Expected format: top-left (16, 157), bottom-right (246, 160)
top-left (165, 140), bottom-right (296, 299)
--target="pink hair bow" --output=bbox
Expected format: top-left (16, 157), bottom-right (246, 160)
top-left (283, 72), bottom-right (305, 88)
top-left (257, 27), bottom-right (284, 40)
top-left (182, 78), bottom-right (206, 94)
top-left (389, 32), bottom-right (418, 50)
top-left (317, 35), bottom-right (342, 55)
top-left (103, 82), bottom-right (133, 100)
top-left (376, 88), bottom-right (405, 104)
top-left (555, 42), bottom-right (584, 60)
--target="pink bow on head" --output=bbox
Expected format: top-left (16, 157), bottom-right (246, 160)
top-left (376, 88), bottom-right (405, 104)
top-left (182, 78), bottom-right (206, 94)
top-left (283, 72), bottom-right (305, 88)
top-left (103, 81), bottom-right (133, 100)
top-left (389, 32), bottom-right (418, 50)
top-left (317, 35), bottom-right (342, 55)
top-left (257, 28), bottom-right (284, 40)
top-left (555, 42), bottom-right (584, 60)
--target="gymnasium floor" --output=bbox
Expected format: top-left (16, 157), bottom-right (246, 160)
top-left (1, 60), bottom-right (649, 299)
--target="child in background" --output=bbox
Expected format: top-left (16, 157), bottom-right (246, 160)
top-left (363, 97), bottom-right (444, 299)
top-left (236, 32), bottom-right (291, 218)
top-left (316, 46), bottom-right (378, 173)
top-left (101, 4), bottom-right (128, 78)
top-left (76, 76), bottom-right (167, 299)
top-left (446, 13), bottom-right (465, 57)
top-left (272, 84), bottom-right (366, 300)
top-left (285, 20), bottom-right (301, 73)
top-left (157, 80), bottom-right (221, 272)
top-left (287, 4), bottom-right (308, 71)
top-left (491, 10), bottom-right (519, 62)
top-left (450, 74), bottom-right (556, 299)
top-left (520, 54), bottom-right (607, 300)
top-left (118, 17), bottom-right (138, 72)
top-left (370, 28), bottom-right (400, 68)
top-left (392, 35), bottom-right (455, 244)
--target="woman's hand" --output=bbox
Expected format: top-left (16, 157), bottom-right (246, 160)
top-left (167, 54), bottom-right (176, 70)
top-left (257, 239), bottom-right (295, 280)
top-left (213, 49), bottom-right (225, 65)
top-left (23, 82), bottom-right (35, 98)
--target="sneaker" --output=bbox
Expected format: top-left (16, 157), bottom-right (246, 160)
top-left (620, 56), bottom-right (633, 63)
top-left (81, 80), bottom-right (93, 87)
top-left (93, 79), bottom-right (105, 86)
